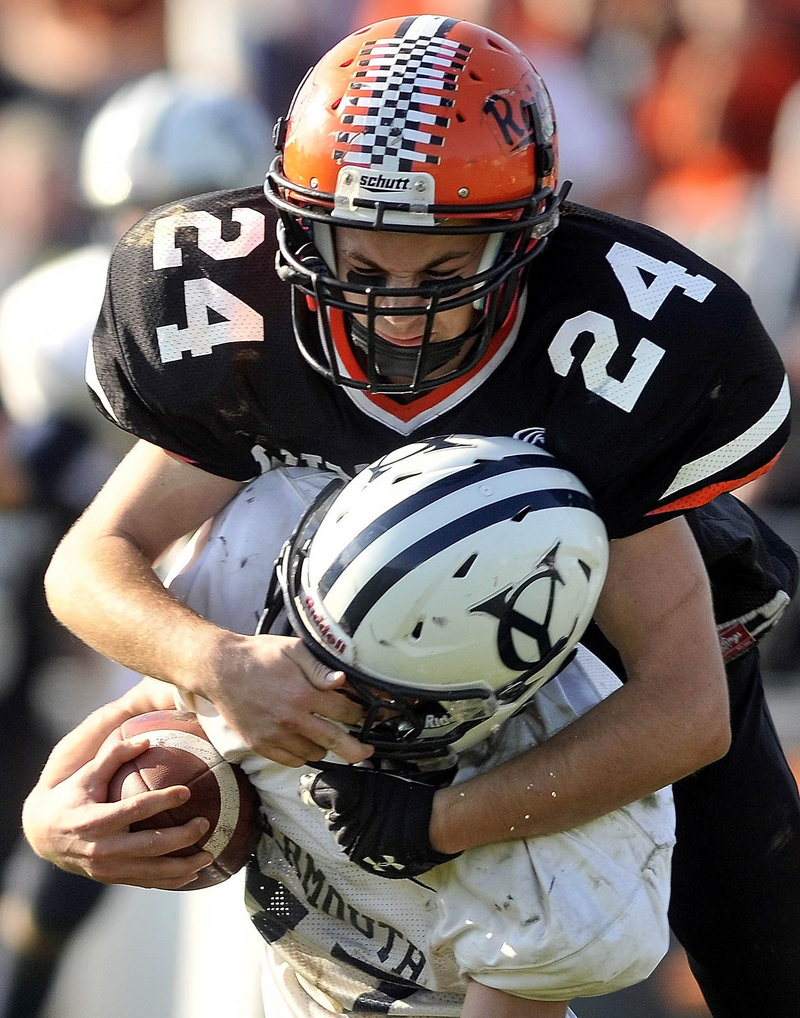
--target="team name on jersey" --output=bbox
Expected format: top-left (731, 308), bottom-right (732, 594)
top-left (265, 819), bottom-right (428, 983)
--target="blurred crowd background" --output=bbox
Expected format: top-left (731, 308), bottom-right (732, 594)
top-left (0, 2), bottom-right (799, 1017)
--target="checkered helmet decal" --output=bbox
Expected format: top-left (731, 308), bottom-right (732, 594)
top-left (271, 15), bottom-right (559, 217)
top-left (333, 20), bottom-right (471, 171)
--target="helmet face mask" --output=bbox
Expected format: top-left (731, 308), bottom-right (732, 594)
top-left (277, 435), bottom-right (608, 763)
top-left (266, 15), bottom-right (564, 394)
top-left (276, 218), bottom-right (531, 393)
top-left (335, 673), bottom-right (496, 765)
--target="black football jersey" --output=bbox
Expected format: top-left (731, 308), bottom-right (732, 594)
top-left (88, 186), bottom-right (789, 543)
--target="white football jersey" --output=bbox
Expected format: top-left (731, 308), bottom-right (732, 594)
top-left (167, 467), bottom-right (675, 1015)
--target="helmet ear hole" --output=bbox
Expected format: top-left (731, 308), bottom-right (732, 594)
top-left (536, 141), bottom-right (556, 178)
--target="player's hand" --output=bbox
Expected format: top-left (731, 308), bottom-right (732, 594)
top-left (23, 700), bottom-right (214, 890)
top-left (300, 763), bottom-right (461, 879)
top-left (205, 632), bottom-right (374, 768)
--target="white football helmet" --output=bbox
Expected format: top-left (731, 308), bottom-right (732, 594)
top-left (80, 71), bottom-right (273, 210)
top-left (279, 434), bottom-right (608, 762)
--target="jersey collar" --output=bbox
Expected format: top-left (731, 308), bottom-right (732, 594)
top-left (331, 287), bottom-right (527, 435)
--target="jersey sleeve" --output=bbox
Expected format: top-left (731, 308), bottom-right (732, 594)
top-left (645, 301), bottom-right (789, 523)
top-left (542, 211), bottom-right (792, 539)
top-left (546, 215), bottom-right (794, 636)
top-left (85, 186), bottom-right (282, 480)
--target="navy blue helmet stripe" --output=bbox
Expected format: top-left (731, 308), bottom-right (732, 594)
top-left (336, 487), bottom-right (595, 635)
top-left (317, 452), bottom-right (562, 598)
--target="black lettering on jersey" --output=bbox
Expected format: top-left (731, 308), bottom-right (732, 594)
top-left (245, 867), bottom-right (308, 941)
top-left (349, 910), bottom-right (377, 939)
top-left (282, 833), bottom-right (304, 873)
top-left (320, 882), bottom-right (347, 923)
top-left (265, 826), bottom-right (430, 979)
top-left (353, 986), bottom-right (419, 1010)
top-left (332, 944), bottom-right (423, 996)
top-left (392, 942), bottom-right (427, 983)
top-left (376, 921), bottom-right (399, 963)
top-left (302, 853), bottom-right (331, 909)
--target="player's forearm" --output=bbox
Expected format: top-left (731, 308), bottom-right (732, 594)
top-left (430, 664), bottom-right (729, 855)
top-left (44, 525), bottom-right (241, 696)
top-left (431, 517), bottom-right (729, 855)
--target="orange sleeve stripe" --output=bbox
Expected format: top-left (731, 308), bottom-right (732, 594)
top-left (647, 452), bottom-right (782, 516)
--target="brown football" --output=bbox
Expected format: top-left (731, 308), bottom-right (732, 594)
top-left (108, 709), bottom-right (260, 890)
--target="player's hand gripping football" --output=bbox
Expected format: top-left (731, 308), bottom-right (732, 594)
top-left (22, 678), bottom-right (215, 890)
top-left (300, 762), bottom-right (461, 878)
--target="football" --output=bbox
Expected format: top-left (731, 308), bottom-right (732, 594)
top-left (108, 709), bottom-right (260, 890)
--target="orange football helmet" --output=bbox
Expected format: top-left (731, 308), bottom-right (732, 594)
top-left (265, 15), bottom-right (566, 394)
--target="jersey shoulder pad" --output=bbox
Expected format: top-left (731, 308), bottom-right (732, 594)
top-left (535, 203), bottom-right (789, 531)
top-left (89, 186), bottom-right (286, 478)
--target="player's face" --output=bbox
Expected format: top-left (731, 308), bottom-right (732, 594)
top-left (334, 227), bottom-right (487, 382)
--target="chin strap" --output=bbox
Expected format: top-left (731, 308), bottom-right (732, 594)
top-left (349, 317), bottom-right (477, 380)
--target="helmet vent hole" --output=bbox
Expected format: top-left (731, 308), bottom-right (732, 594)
top-left (392, 471), bottom-right (422, 484)
top-left (456, 112), bottom-right (466, 123)
top-left (453, 553), bottom-right (477, 578)
top-left (511, 505), bottom-right (536, 522)
top-left (412, 620), bottom-right (424, 640)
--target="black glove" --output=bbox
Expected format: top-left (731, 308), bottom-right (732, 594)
top-left (299, 763), bottom-right (461, 879)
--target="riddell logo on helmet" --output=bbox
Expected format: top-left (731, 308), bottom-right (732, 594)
top-left (304, 595), bottom-right (347, 654)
